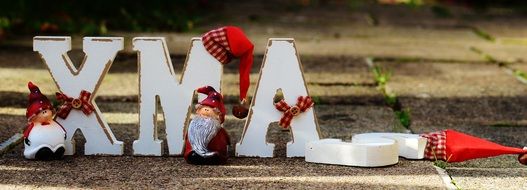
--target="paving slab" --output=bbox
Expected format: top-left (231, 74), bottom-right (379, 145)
top-left (0, 156), bottom-right (443, 189)
top-left (380, 62), bottom-right (527, 98)
top-left (447, 155), bottom-right (527, 190)
top-left (0, 116), bottom-right (24, 147)
top-left (380, 61), bottom-right (527, 189)
top-left (509, 63), bottom-right (527, 76)
top-left (380, 61), bottom-right (527, 143)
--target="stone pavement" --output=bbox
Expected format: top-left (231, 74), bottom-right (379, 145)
top-left (2, 2), bottom-right (527, 189)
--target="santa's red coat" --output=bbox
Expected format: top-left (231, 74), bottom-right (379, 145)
top-left (184, 127), bottom-right (230, 164)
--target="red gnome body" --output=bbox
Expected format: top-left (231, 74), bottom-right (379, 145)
top-left (202, 26), bottom-right (254, 119)
top-left (184, 86), bottom-right (230, 165)
top-left (421, 129), bottom-right (527, 164)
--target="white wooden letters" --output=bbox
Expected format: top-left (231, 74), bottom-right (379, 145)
top-left (305, 133), bottom-right (427, 167)
top-left (34, 36), bottom-right (386, 162)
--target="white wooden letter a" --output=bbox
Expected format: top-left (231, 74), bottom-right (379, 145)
top-left (33, 36), bottom-right (124, 155)
top-left (236, 38), bottom-right (320, 157)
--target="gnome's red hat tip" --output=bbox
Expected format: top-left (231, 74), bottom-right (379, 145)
top-left (197, 86), bottom-right (217, 95)
top-left (28, 81), bottom-right (38, 91)
top-left (26, 81), bottom-right (52, 120)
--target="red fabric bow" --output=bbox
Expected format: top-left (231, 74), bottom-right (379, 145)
top-left (274, 96), bottom-right (314, 128)
top-left (56, 90), bottom-right (95, 119)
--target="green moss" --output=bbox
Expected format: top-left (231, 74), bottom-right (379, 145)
top-left (372, 66), bottom-right (391, 86)
top-left (395, 108), bottom-right (411, 129)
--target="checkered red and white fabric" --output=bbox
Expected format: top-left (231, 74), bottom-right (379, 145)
top-left (420, 130), bottom-right (447, 161)
top-left (202, 27), bottom-right (231, 64)
top-left (274, 96), bottom-right (314, 128)
top-left (55, 90), bottom-right (95, 119)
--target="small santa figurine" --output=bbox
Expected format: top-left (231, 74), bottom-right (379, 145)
top-left (184, 86), bottom-right (230, 165)
top-left (23, 82), bottom-right (66, 160)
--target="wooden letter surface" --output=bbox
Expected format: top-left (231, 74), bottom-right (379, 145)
top-left (236, 38), bottom-right (320, 157)
top-left (305, 133), bottom-right (427, 167)
top-left (133, 37), bottom-right (222, 156)
top-left (33, 36), bottom-right (124, 155)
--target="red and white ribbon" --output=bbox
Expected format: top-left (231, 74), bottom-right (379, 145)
top-left (55, 90), bottom-right (95, 119)
top-left (274, 96), bottom-right (314, 128)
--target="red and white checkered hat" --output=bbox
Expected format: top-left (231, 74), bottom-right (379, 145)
top-left (196, 86), bottom-right (226, 124)
top-left (26, 82), bottom-right (52, 121)
top-left (422, 129), bottom-right (527, 163)
top-left (202, 26), bottom-right (254, 102)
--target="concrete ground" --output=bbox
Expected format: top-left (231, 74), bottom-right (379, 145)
top-left (2, 1), bottom-right (527, 189)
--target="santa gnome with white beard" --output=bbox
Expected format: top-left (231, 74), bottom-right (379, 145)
top-left (184, 86), bottom-right (230, 165)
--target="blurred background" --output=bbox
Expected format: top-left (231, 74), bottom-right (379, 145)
top-left (1, 0), bottom-right (527, 37)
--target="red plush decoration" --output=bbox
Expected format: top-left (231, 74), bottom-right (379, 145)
top-left (445, 130), bottom-right (527, 162)
top-left (202, 26), bottom-right (254, 118)
top-left (422, 129), bottom-right (527, 164)
top-left (519, 152), bottom-right (527, 165)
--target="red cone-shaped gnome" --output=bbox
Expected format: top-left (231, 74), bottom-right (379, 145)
top-left (184, 86), bottom-right (230, 165)
top-left (421, 129), bottom-right (527, 164)
top-left (202, 26), bottom-right (254, 119)
top-left (23, 82), bottom-right (66, 160)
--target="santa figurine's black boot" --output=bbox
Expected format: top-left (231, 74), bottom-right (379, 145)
top-left (187, 151), bottom-right (207, 165)
top-left (35, 147), bottom-right (53, 161)
top-left (53, 147), bottom-right (65, 160)
top-left (204, 154), bottom-right (223, 165)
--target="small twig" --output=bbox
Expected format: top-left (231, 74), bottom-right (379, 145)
top-left (471, 27), bottom-right (495, 42)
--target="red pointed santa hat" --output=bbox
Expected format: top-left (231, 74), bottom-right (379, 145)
top-left (196, 86), bottom-right (226, 124)
top-left (202, 26), bottom-right (254, 102)
top-left (26, 81), bottom-right (52, 121)
top-left (422, 129), bottom-right (527, 164)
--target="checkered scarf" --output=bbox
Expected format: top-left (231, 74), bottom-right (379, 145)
top-left (274, 96), bottom-right (314, 128)
top-left (420, 130), bottom-right (447, 161)
top-left (202, 27), bottom-right (231, 64)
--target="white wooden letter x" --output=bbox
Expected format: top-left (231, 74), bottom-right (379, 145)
top-left (33, 36), bottom-right (124, 155)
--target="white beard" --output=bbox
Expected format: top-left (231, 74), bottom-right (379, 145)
top-left (188, 115), bottom-right (222, 157)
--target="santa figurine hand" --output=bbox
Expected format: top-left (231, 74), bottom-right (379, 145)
top-left (23, 82), bottom-right (66, 160)
top-left (184, 86), bottom-right (230, 165)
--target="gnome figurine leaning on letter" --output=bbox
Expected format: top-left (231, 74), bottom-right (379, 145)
top-left (23, 82), bottom-right (66, 160)
top-left (184, 86), bottom-right (230, 165)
